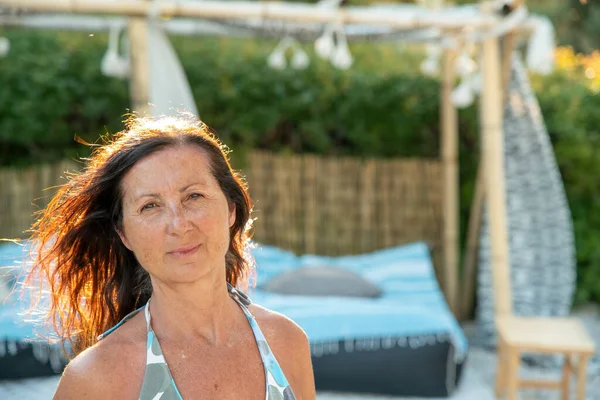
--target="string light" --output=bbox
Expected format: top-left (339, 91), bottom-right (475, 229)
top-left (267, 36), bottom-right (311, 70)
top-left (100, 23), bottom-right (129, 79)
top-left (0, 37), bottom-right (9, 57)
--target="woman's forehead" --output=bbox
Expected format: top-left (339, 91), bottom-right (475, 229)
top-left (120, 146), bottom-right (216, 197)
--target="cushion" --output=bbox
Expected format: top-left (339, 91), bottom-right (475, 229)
top-left (251, 242), bottom-right (468, 397)
top-left (0, 241), bottom-right (69, 379)
top-left (259, 266), bottom-right (382, 298)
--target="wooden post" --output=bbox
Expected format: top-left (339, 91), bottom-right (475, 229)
top-left (481, 34), bottom-right (512, 317)
top-left (0, 0), bottom-right (500, 30)
top-left (561, 355), bottom-right (572, 400)
top-left (461, 0), bottom-right (526, 320)
top-left (127, 17), bottom-right (150, 114)
top-left (441, 47), bottom-right (459, 315)
top-left (577, 355), bottom-right (589, 400)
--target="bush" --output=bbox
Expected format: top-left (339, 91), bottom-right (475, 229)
top-left (1, 29), bottom-right (599, 304)
top-left (0, 30), bottom-right (129, 166)
top-left (530, 54), bottom-right (600, 304)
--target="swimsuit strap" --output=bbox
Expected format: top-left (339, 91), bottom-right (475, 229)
top-left (143, 299), bottom-right (151, 331)
top-left (97, 304), bottom-right (145, 341)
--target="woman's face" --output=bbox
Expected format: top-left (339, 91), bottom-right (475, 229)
top-left (117, 145), bottom-right (235, 285)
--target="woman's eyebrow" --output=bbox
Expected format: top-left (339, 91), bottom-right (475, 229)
top-left (134, 193), bottom-right (160, 201)
top-left (133, 182), bottom-right (207, 201)
top-left (179, 182), bottom-right (206, 192)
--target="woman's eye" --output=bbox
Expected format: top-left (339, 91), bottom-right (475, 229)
top-left (141, 203), bottom-right (157, 212)
top-left (189, 193), bottom-right (203, 200)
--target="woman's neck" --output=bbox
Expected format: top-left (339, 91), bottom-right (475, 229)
top-left (146, 273), bottom-right (241, 346)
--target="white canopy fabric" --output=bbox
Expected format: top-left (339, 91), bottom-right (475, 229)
top-left (147, 19), bottom-right (199, 117)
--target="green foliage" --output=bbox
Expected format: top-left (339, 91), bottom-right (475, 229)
top-left (530, 71), bottom-right (600, 305)
top-left (1, 30), bottom-right (599, 305)
top-left (0, 30), bottom-right (129, 166)
top-left (565, 0), bottom-right (600, 54)
top-left (523, 0), bottom-right (600, 55)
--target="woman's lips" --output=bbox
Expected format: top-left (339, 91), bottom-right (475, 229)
top-left (167, 244), bottom-right (200, 257)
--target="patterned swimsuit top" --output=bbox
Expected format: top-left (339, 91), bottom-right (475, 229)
top-left (98, 284), bottom-right (296, 400)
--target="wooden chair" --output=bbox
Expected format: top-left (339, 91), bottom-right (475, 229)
top-left (494, 315), bottom-right (596, 400)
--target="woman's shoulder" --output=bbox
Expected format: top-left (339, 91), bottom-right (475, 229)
top-left (53, 310), bottom-right (147, 399)
top-left (248, 303), bottom-right (316, 399)
top-left (248, 303), bottom-right (307, 343)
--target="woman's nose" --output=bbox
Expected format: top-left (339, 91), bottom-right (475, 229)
top-left (166, 205), bottom-right (192, 235)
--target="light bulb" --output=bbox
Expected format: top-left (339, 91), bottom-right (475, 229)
top-left (267, 50), bottom-right (286, 70)
top-left (101, 25), bottom-right (129, 79)
top-left (330, 26), bottom-right (353, 70)
top-left (101, 52), bottom-right (130, 78)
top-left (455, 51), bottom-right (477, 77)
top-left (331, 42), bottom-right (353, 70)
top-left (467, 72), bottom-right (482, 94)
top-left (420, 57), bottom-right (439, 76)
top-left (315, 33), bottom-right (335, 60)
top-left (451, 81), bottom-right (474, 108)
top-left (291, 49), bottom-right (310, 70)
top-left (0, 37), bottom-right (10, 57)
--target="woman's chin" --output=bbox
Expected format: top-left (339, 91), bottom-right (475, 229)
top-left (163, 260), bottom-right (219, 284)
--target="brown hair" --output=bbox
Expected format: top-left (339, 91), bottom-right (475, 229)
top-left (29, 113), bottom-right (253, 355)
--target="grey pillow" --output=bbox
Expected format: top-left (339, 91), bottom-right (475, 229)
top-left (260, 266), bottom-right (382, 298)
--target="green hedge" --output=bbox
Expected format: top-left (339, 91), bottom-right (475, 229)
top-left (0, 31), bottom-right (129, 166)
top-left (529, 72), bottom-right (600, 304)
top-left (1, 30), bottom-right (599, 305)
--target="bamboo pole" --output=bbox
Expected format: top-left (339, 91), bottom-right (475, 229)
top-left (459, 36), bottom-right (512, 320)
top-left (441, 47), bottom-right (459, 315)
top-left (128, 17), bottom-right (150, 114)
top-left (481, 34), bottom-right (512, 317)
top-left (1, 0), bottom-right (499, 29)
top-left (460, 0), bottom-right (525, 320)
top-left (0, 14), bottom-right (250, 37)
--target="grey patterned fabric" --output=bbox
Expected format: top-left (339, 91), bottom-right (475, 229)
top-left (476, 54), bottom-right (577, 357)
top-left (260, 266), bottom-right (383, 298)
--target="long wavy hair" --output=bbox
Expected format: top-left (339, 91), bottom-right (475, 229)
top-left (28, 114), bottom-right (253, 355)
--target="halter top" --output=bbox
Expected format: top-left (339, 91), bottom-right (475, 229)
top-left (98, 284), bottom-right (296, 400)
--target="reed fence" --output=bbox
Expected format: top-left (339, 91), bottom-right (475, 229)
top-left (0, 152), bottom-right (444, 284)
top-left (246, 151), bottom-right (443, 258)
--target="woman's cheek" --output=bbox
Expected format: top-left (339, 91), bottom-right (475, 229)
top-left (132, 217), bottom-right (164, 249)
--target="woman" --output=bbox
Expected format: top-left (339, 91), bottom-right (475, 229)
top-left (30, 114), bottom-right (315, 399)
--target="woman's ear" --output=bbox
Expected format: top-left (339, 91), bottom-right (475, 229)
top-left (115, 226), bottom-right (132, 251)
top-left (228, 203), bottom-right (236, 228)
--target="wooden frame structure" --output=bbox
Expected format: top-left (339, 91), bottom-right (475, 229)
top-left (1, 0), bottom-right (501, 27)
top-left (0, 0), bottom-right (519, 318)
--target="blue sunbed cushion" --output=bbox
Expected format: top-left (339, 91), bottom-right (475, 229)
top-left (249, 241), bottom-right (468, 360)
top-left (1, 241), bottom-right (466, 357)
top-left (0, 241), bottom-right (53, 340)
top-left (0, 242), bottom-right (68, 378)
